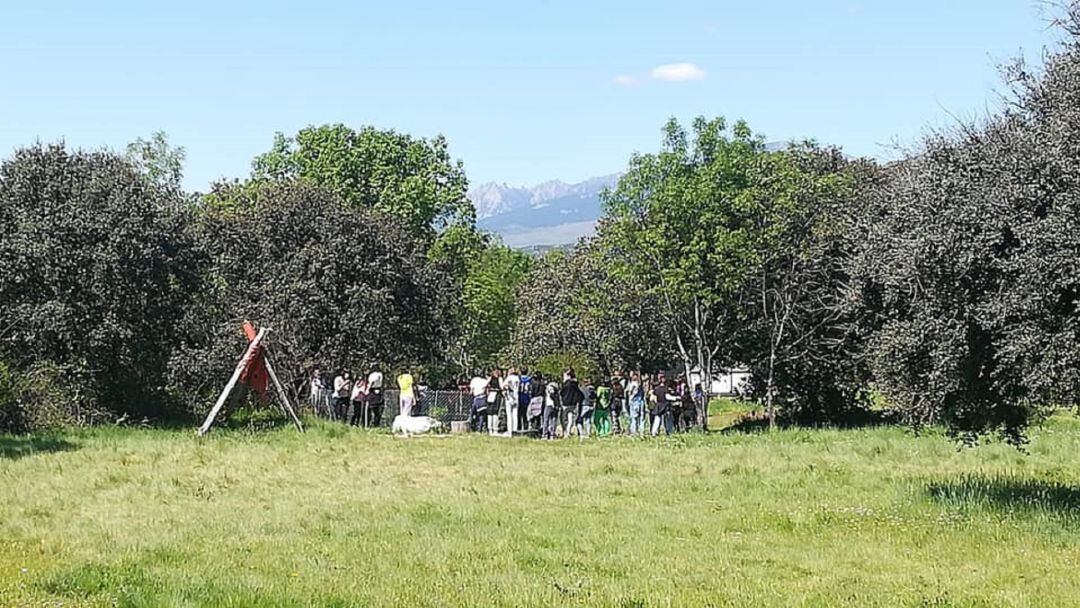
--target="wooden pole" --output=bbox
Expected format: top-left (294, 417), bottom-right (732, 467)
top-left (265, 355), bottom-right (304, 433)
top-left (198, 327), bottom-right (267, 436)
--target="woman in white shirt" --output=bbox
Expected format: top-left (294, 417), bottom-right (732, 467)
top-left (469, 373), bottom-right (488, 432)
top-left (503, 367), bottom-right (521, 435)
top-left (309, 368), bottom-right (326, 416)
top-left (626, 372), bottom-right (645, 436)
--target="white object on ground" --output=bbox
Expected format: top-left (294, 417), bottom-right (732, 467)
top-left (391, 415), bottom-right (443, 437)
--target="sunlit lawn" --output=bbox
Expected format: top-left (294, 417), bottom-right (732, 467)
top-left (2, 412), bottom-right (1079, 606)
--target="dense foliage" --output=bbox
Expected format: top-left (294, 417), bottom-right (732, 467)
top-left (850, 5), bottom-right (1080, 443)
top-left (168, 180), bottom-right (448, 411)
top-left (0, 144), bottom-right (200, 426)
top-left (251, 124), bottom-right (472, 234)
top-left (598, 119), bottom-right (868, 428)
top-left (508, 241), bottom-right (672, 378)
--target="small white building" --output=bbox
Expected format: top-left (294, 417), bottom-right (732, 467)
top-left (691, 365), bottom-right (752, 396)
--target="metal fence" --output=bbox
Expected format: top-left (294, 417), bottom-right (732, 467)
top-left (308, 388), bottom-right (474, 427)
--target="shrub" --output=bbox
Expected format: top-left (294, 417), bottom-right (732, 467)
top-left (0, 144), bottom-right (200, 429)
top-left (168, 180), bottom-right (449, 415)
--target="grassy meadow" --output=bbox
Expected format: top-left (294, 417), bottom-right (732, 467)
top-left (2, 412), bottom-right (1080, 607)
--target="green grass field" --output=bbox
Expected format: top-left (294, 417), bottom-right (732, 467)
top-left (2, 413), bottom-right (1080, 607)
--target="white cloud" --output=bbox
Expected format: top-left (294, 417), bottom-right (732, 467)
top-left (612, 74), bottom-right (639, 87)
top-left (651, 62), bottom-right (706, 82)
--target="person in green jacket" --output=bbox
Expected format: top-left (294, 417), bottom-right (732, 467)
top-left (594, 384), bottom-right (612, 437)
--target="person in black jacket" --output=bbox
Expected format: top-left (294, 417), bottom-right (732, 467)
top-left (679, 379), bottom-right (698, 431)
top-left (610, 372), bottom-right (626, 435)
top-left (650, 373), bottom-right (669, 436)
top-left (577, 378), bottom-right (596, 439)
top-left (559, 368), bottom-right (584, 439)
top-left (527, 371), bottom-right (545, 433)
top-left (485, 368), bottom-right (504, 436)
top-left (542, 374), bottom-right (561, 440)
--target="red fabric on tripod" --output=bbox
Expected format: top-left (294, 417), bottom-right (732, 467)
top-left (239, 321), bottom-right (270, 402)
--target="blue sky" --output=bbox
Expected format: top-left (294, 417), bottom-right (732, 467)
top-left (0, 1), bottom-right (1061, 191)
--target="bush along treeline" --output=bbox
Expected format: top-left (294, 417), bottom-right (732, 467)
top-left (4, 5), bottom-right (1080, 442)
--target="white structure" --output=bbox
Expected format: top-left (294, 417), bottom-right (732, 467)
top-left (703, 367), bottom-right (752, 396)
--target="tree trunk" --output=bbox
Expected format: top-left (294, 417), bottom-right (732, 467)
top-left (699, 358), bottom-right (712, 431)
top-left (766, 348), bottom-right (777, 431)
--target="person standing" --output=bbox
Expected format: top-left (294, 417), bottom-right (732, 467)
top-left (504, 367), bottom-right (521, 434)
top-left (367, 365), bottom-right (385, 427)
top-left (594, 382), bottom-right (612, 437)
top-left (664, 377), bottom-right (681, 434)
top-left (542, 376), bottom-right (560, 439)
top-left (693, 382), bottom-right (706, 430)
top-left (350, 377), bottom-right (367, 426)
top-left (577, 378), bottom-right (595, 439)
top-left (626, 372), bottom-right (645, 436)
top-left (610, 372), bottom-right (626, 435)
top-left (333, 371), bottom-right (352, 422)
top-left (516, 369), bottom-right (529, 429)
top-left (469, 372), bottom-right (489, 432)
top-left (486, 368), bottom-right (503, 436)
top-left (643, 374), bottom-right (654, 432)
top-left (526, 371), bottom-right (544, 433)
top-left (650, 373), bottom-right (668, 436)
top-left (679, 378), bottom-right (697, 432)
top-left (309, 368), bottom-right (326, 417)
top-left (397, 368), bottom-right (416, 417)
top-left (559, 369), bottom-right (583, 439)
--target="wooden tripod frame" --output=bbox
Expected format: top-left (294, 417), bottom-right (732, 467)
top-left (197, 326), bottom-right (304, 436)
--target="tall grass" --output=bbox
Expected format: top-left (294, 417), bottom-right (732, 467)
top-left (2, 414), bottom-right (1079, 606)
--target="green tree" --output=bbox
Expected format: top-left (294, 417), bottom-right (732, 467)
top-left (454, 240), bottom-right (531, 373)
top-left (735, 145), bottom-right (871, 428)
top-left (602, 118), bottom-right (868, 429)
top-left (601, 117), bottom-right (762, 428)
top-left (507, 242), bottom-right (670, 378)
top-left (169, 180), bottom-right (450, 413)
top-left (427, 221), bottom-right (490, 288)
top-left (848, 3), bottom-right (1080, 445)
top-left (250, 124), bottom-right (472, 233)
top-left (0, 143), bottom-right (201, 427)
top-left (125, 131), bottom-right (187, 200)
top-left (506, 249), bottom-right (591, 369)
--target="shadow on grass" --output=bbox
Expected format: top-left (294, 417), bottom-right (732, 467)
top-left (927, 474), bottom-right (1080, 515)
top-left (215, 407), bottom-right (295, 433)
top-left (720, 407), bottom-right (896, 434)
top-left (0, 435), bottom-right (79, 460)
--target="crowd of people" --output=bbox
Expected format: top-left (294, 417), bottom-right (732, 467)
top-left (307, 364), bottom-right (405, 428)
top-left (309, 365), bottom-right (706, 438)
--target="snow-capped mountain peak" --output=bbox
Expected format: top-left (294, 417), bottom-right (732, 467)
top-left (467, 174), bottom-right (620, 220)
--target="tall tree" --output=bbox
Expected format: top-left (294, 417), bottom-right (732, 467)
top-left (736, 146), bottom-right (871, 428)
top-left (0, 143), bottom-right (200, 427)
top-left (250, 124), bottom-right (472, 234)
top-left (601, 117), bottom-right (762, 428)
top-left (602, 118), bottom-right (869, 429)
top-left (508, 242), bottom-right (671, 379)
top-left (169, 180), bottom-right (448, 412)
top-left (454, 242), bottom-right (532, 372)
top-left (125, 131), bottom-right (187, 201)
top-left (849, 3), bottom-right (1080, 444)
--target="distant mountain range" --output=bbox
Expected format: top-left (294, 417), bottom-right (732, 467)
top-left (469, 173), bottom-right (621, 248)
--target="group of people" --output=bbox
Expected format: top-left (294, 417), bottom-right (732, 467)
top-left (308, 364), bottom-right (417, 428)
top-left (466, 367), bottom-right (703, 439)
top-left (309, 364), bottom-right (705, 438)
